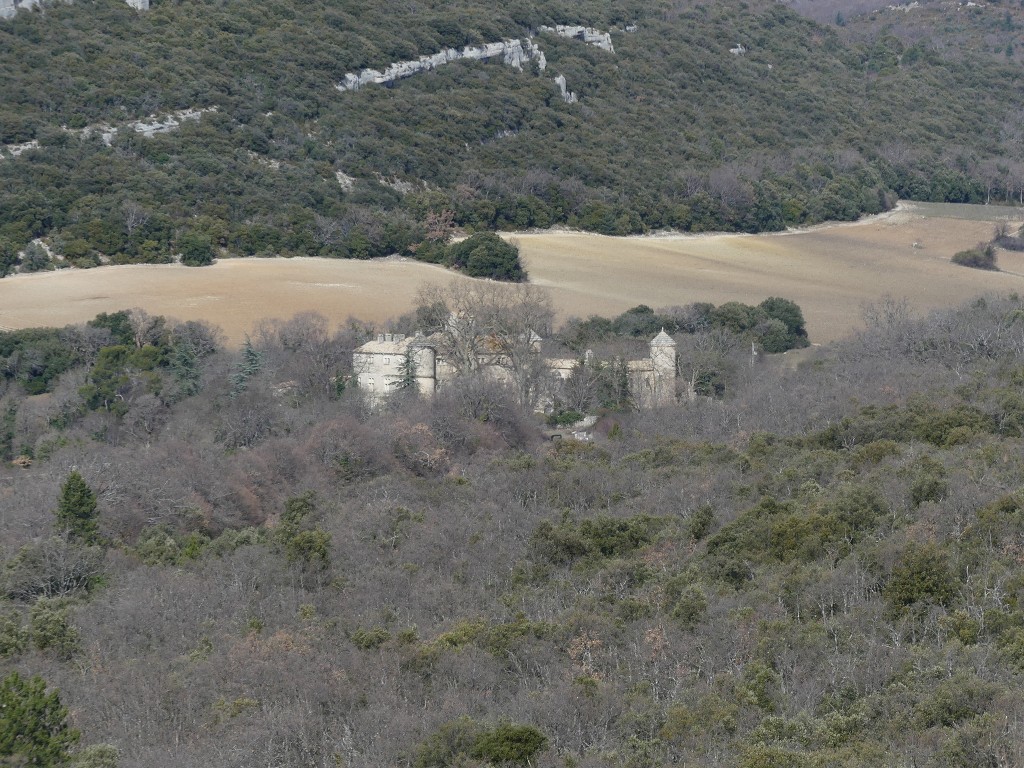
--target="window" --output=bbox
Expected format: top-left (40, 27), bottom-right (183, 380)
top-left (384, 357), bottom-right (390, 365)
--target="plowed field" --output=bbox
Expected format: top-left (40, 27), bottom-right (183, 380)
top-left (2, 202), bottom-right (1022, 344)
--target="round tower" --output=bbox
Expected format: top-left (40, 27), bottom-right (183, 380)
top-left (649, 329), bottom-right (677, 406)
top-left (411, 334), bottom-right (437, 398)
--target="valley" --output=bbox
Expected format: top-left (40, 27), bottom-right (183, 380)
top-left (2, 202), bottom-right (1020, 343)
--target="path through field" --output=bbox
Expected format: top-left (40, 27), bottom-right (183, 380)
top-left (1, 202), bottom-right (1022, 345)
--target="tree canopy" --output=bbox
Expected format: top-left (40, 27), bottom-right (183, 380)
top-left (1, 0), bottom-right (1023, 271)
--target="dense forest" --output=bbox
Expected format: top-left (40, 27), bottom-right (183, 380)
top-left (4, 290), bottom-right (1024, 765)
top-left (2, 0), bottom-right (1024, 272)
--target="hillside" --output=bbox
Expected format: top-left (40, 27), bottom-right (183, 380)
top-left (789, 0), bottom-right (1024, 62)
top-left (4, 296), bottom-right (1024, 766)
top-left (1, 0), bottom-right (1024, 272)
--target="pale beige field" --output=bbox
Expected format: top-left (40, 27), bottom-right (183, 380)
top-left (1, 201), bottom-right (1023, 345)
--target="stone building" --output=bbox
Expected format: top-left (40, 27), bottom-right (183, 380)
top-left (628, 329), bottom-right (677, 408)
top-left (353, 328), bottom-right (678, 409)
top-left (351, 333), bottom-right (440, 401)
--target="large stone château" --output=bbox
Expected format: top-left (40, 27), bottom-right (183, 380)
top-left (353, 329), bottom-right (678, 409)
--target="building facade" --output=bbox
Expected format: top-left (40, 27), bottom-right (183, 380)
top-left (353, 329), bottom-right (678, 409)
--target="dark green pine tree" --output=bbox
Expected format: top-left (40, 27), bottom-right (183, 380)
top-left (55, 471), bottom-right (99, 543)
top-left (0, 672), bottom-right (80, 766)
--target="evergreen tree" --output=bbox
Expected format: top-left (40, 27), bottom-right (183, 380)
top-left (0, 238), bottom-right (18, 277)
top-left (0, 672), bottom-right (80, 766)
top-left (230, 338), bottom-right (263, 397)
top-left (395, 350), bottom-right (418, 393)
top-left (55, 471), bottom-right (99, 544)
top-left (169, 341), bottom-right (201, 398)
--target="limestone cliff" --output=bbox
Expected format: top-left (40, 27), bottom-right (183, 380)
top-left (0, 0), bottom-right (39, 19)
top-left (538, 25), bottom-right (615, 53)
top-left (335, 26), bottom-right (614, 104)
top-left (554, 74), bottom-right (577, 104)
top-left (1, 0), bottom-right (146, 19)
top-left (337, 38), bottom-right (546, 92)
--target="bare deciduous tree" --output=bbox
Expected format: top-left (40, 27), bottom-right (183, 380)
top-left (415, 281), bottom-right (555, 406)
top-left (255, 312), bottom-right (355, 399)
top-left (122, 199), bottom-right (151, 237)
top-left (128, 309), bottom-right (167, 349)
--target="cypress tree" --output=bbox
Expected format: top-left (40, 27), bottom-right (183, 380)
top-left (55, 471), bottom-right (99, 543)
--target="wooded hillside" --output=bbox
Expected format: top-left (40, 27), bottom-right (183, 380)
top-left (1, 0), bottom-right (1023, 271)
top-left (4, 294), bottom-right (1024, 765)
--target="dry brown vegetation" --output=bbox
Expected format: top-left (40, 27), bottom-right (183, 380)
top-left (1, 202), bottom-right (1021, 345)
top-left (8, 278), bottom-right (1024, 766)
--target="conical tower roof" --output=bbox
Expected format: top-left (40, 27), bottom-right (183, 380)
top-left (650, 328), bottom-right (676, 346)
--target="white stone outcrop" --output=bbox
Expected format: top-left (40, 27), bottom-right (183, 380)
top-left (3, 108), bottom-right (214, 158)
top-left (337, 38), bottom-right (545, 92)
top-left (1, 0), bottom-right (29, 18)
top-left (539, 25), bottom-right (615, 53)
top-left (335, 170), bottom-right (356, 191)
top-left (1, 0), bottom-right (146, 18)
top-left (0, 0), bottom-right (36, 19)
top-left (76, 107), bottom-right (217, 146)
top-left (0, 139), bottom-right (39, 160)
top-left (128, 107), bottom-right (214, 139)
top-left (335, 26), bottom-right (616, 106)
top-left (554, 74), bottom-right (577, 104)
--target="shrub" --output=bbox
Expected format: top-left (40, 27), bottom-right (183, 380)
top-left (29, 599), bottom-right (81, 660)
top-left (177, 231), bottom-right (214, 266)
top-left (0, 612), bottom-right (28, 658)
top-left (415, 718), bottom-right (547, 768)
top-left (445, 232), bottom-right (525, 281)
top-left (351, 626), bottom-right (391, 650)
top-left (4, 537), bottom-right (104, 601)
top-left (285, 529), bottom-right (331, 570)
top-left (471, 724), bottom-right (547, 765)
top-left (530, 515), bottom-right (666, 565)
top-left (73, 744), bottom-right (121, 767)
top-left (883, 544), bottom-right (958, 615)
top-left (668, 584), bottom-right (709, 628)
top-left (688, 504), bottom-right (715, 540)
top-left (952, 243), bottom-right (997, 270)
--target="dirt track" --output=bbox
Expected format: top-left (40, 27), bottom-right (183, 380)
top-left (1, 202), bottom-right (1022, 345)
